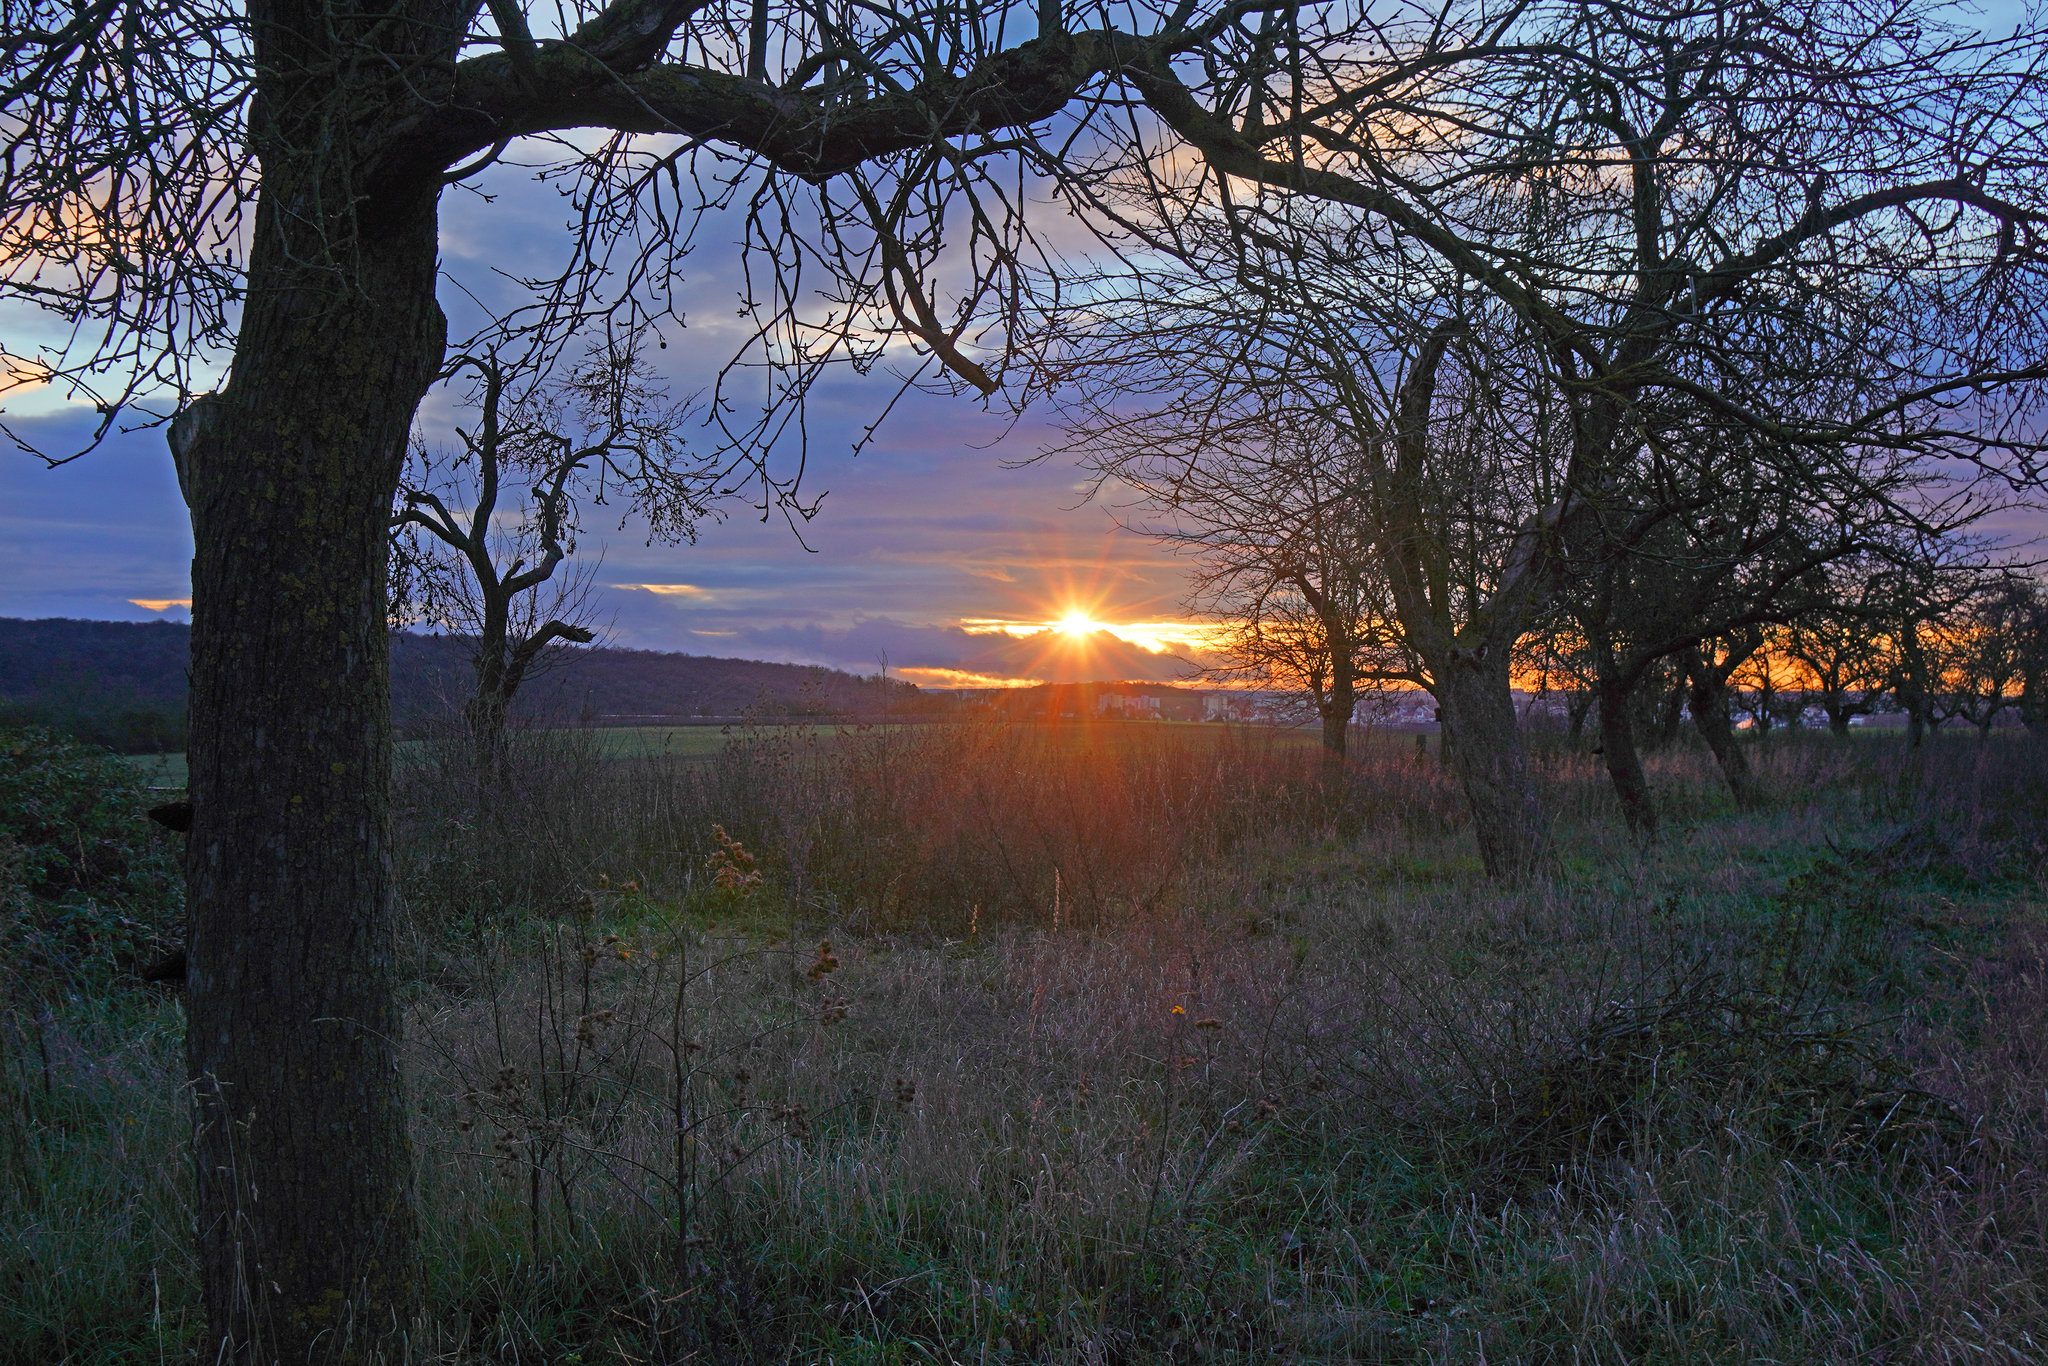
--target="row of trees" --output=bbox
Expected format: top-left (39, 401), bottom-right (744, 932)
top-left (9, 0), bottom-right (2045, 1354)
top-left (1055, 1), bottom-right (2048, 856)
top-left (1179, 481), bottom-right (2048, 766)
top-left (1532, 558), bottom-right (2048, 791)
top-left (1603, 568), bottom-right (2048, 745)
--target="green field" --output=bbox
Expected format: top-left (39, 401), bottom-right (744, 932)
top-left (119, 724), bottom-right (761, 789)
top-left (19, 722), bottom-right (2048, 1362)
top-left (117, 718), bottom-right (1341, 792)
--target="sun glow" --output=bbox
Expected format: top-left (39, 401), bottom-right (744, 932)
top-left (959, 613), bottom-right (1229, 656)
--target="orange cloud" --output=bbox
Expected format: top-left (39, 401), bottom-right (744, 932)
top-left (896, 666), bottom-right (1040, 689)
top-left (616, 582), bottom-right (712, 598)
top-left (129, 598), bottom-right (191, 612)
top-left (2, 351), bottom-right (53, 397)
top-left (959, 615), bottom-right (1224, 655)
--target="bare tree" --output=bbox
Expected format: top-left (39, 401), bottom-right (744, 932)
top-left (1054, 216), bottom-right (1575, 874)
top-left (1784, 582), bottom-right (1894, 738)
top-left (3, 0), bottom-right (1144, 1349)
top-left (2008, 580), bottom-right (2048, 734)
top-left (392, 336), bottom-right (721, 767)
top-left (1553, 411), bottom-right (1965, 835)
top-left (1933, 577), bottom-right (2039, 739)
top-left (1864, 541), bottom-right (2006, 748)
top-left (7, 0), bottom-right (2045, 1347)
top-left (1684, 627), bottom-right (1768, 806)
top-left (1053, 0), bottom-right (2046, 863)
top-left (1111, 421), bottom-right (1422, 761)
top-left (1731, 632), bottom-right (1807, 735)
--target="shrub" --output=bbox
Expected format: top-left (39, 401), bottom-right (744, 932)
top-left (0, 727), bottom-right (183, 990)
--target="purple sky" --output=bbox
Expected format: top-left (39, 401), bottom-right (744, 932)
top-left (5, 0), bottom-right (2039, 687)
top-left (1, 125), bottom-right (1241, 688)
top-left (0, 368), bottom-right (1212, 686)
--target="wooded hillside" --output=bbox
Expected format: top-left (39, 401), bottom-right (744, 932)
top-left (0, 619), bottom-right (929, 748)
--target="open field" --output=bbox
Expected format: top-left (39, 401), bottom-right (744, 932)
top-left (115, 718), bottom-right (1353, 793)
top-left (13, 722), bottom-right (2048, 1363)
top-left (120, 724), bottom-right (770, 789)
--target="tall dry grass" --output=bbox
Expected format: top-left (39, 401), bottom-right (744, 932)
top-left (391, 720), bottom-right (1474, 938)
top-left (4, 721), bottom-right (2046, 1363)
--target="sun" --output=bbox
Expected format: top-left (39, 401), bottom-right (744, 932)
top-left (1055, 609), bottom-right (1103, 637)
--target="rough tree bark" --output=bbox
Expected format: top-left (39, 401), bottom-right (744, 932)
top-left (1594, 669), bottom-right (1658, 838)
top-left (173, 170), bottom-right (444, 1351)
top-left (158, 5), bottom-right (1117, 1356)
top-left (1374, 324), bottom-right (1557, 877)
top-left (1430, 647), bottom-right (1547, 875)
top-left (1317, 684), bottom-right (1355, 762)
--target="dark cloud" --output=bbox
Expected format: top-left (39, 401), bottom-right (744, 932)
top-left (1, 410), bottom-right (194, 621)
top-left (0, 345), bottom-right (1197, 681)
top-left (589, 609), bottom-right (1205, 684)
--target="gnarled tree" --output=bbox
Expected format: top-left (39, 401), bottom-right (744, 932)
top-left (1105, 419), bottom-right (1422, 762)
top-left (392, 336), bottom-right (723, 768)
top-left (7, 0), bottom-right (2045, 1352)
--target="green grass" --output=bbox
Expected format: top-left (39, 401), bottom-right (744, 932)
top-left (117, 751), bottom-right (186, 789)
top-left (20, 728), bottom-right (2048, 1363)
top-left (114, 718), bottom-right (1346, 792)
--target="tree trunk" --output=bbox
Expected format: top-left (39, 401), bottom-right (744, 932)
top-left (1687, 663), bottom-right (1758, 808)
top-left (175, 165), bottom-right (442, 1359)
top-left (1319, 703), bottom-right (1350, 763)
top-left (1316, 663), bottom-right (1354, 767)
top-left (1897, 681), bottom-right (1930, 749)
top-left (467, 627), bottom-right (514, 781)
top-left (1597, 673), bottom-right (1658, 838)
top-left (1431, 653), bottom-right (1548, 877)
top-left (1567, 689), bottom-right (1594, 744)
top-left (466, 690), bottom-right (511, 767)
top-left (1652, 674), bottom-right (1686, 749)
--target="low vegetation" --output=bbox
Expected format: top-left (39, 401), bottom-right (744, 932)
top-left (3, 720), bottom-right (2045, 1363)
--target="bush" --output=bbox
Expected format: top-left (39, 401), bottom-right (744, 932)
top-left (0, 727), bottom-right (183, 990)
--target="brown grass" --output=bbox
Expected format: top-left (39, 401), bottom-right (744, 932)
top-left (5, 723), bottom-right (2047, 1362)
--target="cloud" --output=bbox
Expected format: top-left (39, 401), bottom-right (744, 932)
top-left (1, 409), bottom-right (195, 621)
top-left (617, 612), bottom-right (1210, 685)
top-left (616, 583), bottom-right (713, 598)
top-left (1, 211), bottom-right (1216, 656)
top-left (129, 598), bottom-right (192, 612)
top-left (896, 666), bottom-right (1039, 689)
top-left (944, 626), bottom-right (1206, 685)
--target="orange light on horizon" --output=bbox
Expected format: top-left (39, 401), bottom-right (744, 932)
top-left (959, 614), bottom-right (1226, 655)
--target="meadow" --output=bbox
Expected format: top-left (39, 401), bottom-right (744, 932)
top-left (118, 725), bottom-right (751, 790)
top-left (8, 718), bottom-right (2048, 1363)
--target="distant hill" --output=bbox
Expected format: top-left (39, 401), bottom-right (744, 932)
top-left (0, 618), bottom-right (932, 750)
top-left (0, 617), bottom-right (191, 706)
top-left (0, 618), bottom-right (193, 750)
top-left (386, 633), bottom-right (930, 726)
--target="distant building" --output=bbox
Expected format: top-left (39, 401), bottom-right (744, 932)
top-left (1202, 692), bottom-right (1259, 722)
top-left (1097, 691), bottom-right (1161, 718)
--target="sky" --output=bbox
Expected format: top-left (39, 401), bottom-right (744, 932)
top-left (4, 0), bottom-right (2038, 688)
top-left (0, 98), bottom-right (1248, 691)
top-left (0, 297), bottom-right (1222, 689)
